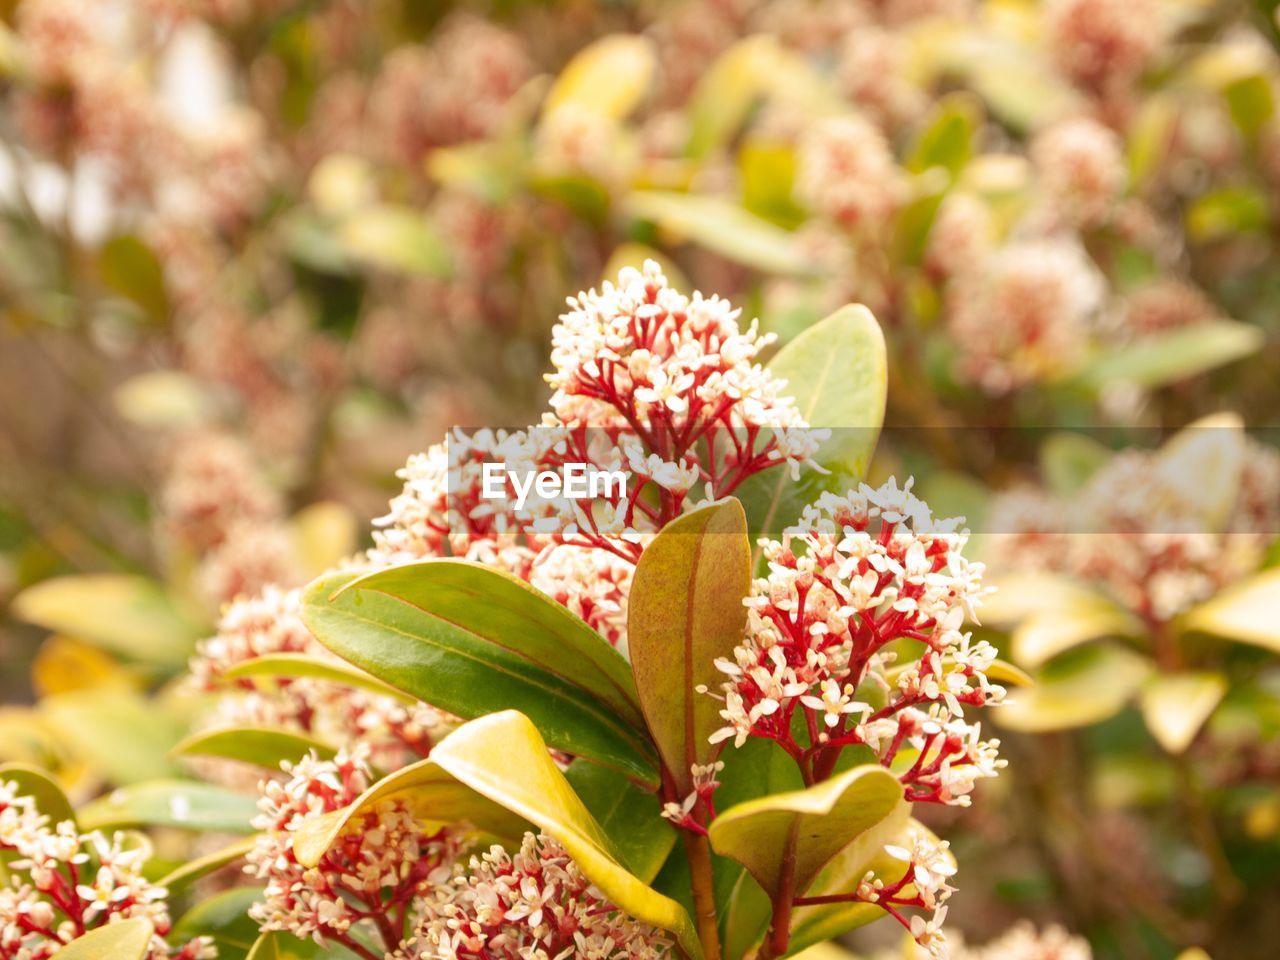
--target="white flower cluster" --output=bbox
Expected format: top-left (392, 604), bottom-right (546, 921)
top-left (951, 922), bottom-right (1093, 960)
top-left (547, 260), bottom-right (816, 451)
top-left (946, 240), bottom-right (1105, 395)
top-left (796, 115), bottom-right (905, 232)
top-left (1031, 116), bottom-right (1126, 228)
top-left (245, 749), bottom-right (464, 954)
top-left (708, 478), bottom-right (1005, 806)
top-left (988, 439), bottom-right (1280, 622)
top-left (0, 779), bottom-right (214, 960)
top-left (401, 832), bottom-right (670, 960)
top-left (191, 586), bottom-right (451, 777)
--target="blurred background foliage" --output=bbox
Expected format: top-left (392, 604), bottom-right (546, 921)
top-left (1, 0), bottom-right (1279, 958)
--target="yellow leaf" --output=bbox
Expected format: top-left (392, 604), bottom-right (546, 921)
top-left (293, 711), bottom-right (704, 959)
top-left (1139, 672), bottom-right (1227, 754)
top-left (1156, 412), bottom-right (1245, 530)
top-left (544, 34), bottom-right (656, 119)
top-left (32, 635), bottom-right (138, 697)
top-left (1012, 594), bottom-right (1144, 669)
top-left (1181, 568), bottom-right (1280, 653)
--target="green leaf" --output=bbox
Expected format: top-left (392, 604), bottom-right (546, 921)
top-left (565, 760), bottom-right (677, 884)
top-left (543, 34), bottom-right (656, 119)
top-left (628, 499), bottom-right (750, 794)
top-left (1076, 321), bottom-right (1263, 390)
top-left (1181, 568), bottom-right (1280, 653)
top-left (171, 727), bottom-right (335, 771)
top-left (52, 917), bottom-right (154, 960)
top-left (1139, 672), bottom-right (1227, 754)
top-left (221, 653), bottom-right (416, 704)
top-left (739, 140), bottom-right (802, 226)
top-left (294, 711), bottom-right (704, 959)
top-left (738, 304), bottom-right (888, 543)
top-left (79, 780), bottom-right (260, 833)
top-left (98, 235), bottom-right (169, 322)
top-left (995, 645), bottom-right (1152, 732)
top-left (1040, 432), bottom-right (1112, 498)
top-left (625, 191), bottom-right (816, 276)
top-left (159, 838), bottom-right (257, 892)
top-left (1011, 592), bottom-right (1144, 669)
top-left (1186, 187), bottom-right (1269, 241)
top-left (301, 561), bottom-right (657, 785)
top-left (685, 36), bottom-right (782, 158)
top-left (339, 205), bottom-right (450, 277)
top-left (1223, 73), bottom-right (1274, 138)
top-left (245, 931), bottom-right (358, 960)
top-left (0, 762), bottom-right (76, 826)
top-left (291, 502), bottom-right (359, 579)
top-left (708, 764), bottom-right (906, 901)
top-left (12, 575), bottom-right (204, 668)
top-left (907, 94), bottom-right (981, 176)
top-left (172, 887), bottom-right (264, 960)
top-left (114, 371), bottom-right (215, 430)
top-left (41, 690), bottom-right (186, 784)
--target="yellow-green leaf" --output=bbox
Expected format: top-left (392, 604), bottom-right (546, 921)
top-left (996, 646), bottom-right (1152, 733)
top-left (13, 575), bottom-right (204, 667)
top-left (1011, 594), bottom-right (1144, 669)
top-left (221, 653), bottom-right (416, 704)
top-left (1181, 567), bottom-right (1280, 653)
top-left (1139, 672), bottom-right (1227, 754)
top-left (171, 727), bottom-right (336, 771)
top-left (290, 502), bottom-right (358, 578)
top-left (629, 499), bottom-right (750, 794)
top-left (52, 918), bottom-right (154, 960)
top-left (1156, 412), bottom-right (1246, 531)
top-left (41, 690), bottom-right (186, 784)
top-left (544, 34), bottom-right (656, 119)
top-left (708, 764), bottom-right (906, 901)
top-left (295, 711), bottom-right (703, 959)
top-left (339, 205), bottom-right (450, 277)
top-left (0, 762), bottom-right (75, 826)
top-left (159, 838), bottom-right (257, 892)
top-left (738, 304), bottom-right (888, 545)
top-left (625, 191), bottom-right (816, 276)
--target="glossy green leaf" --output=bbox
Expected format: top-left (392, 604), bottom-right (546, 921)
top-left (565, 761), bottom-right (676, 884)
top-left (79, 780), bottom-right (260, 833)
top-left (159, 838), bottom-right (257, 892)
top-left (12, 575), bottom-right (203, 667)
top-left (629, 499), bottom-right (750, 794)
top-left (1182, 567), bottom-right (1280, 653)
top-left (544, 34), bottom-right (655, 119)
top-left (625, 191), bottom-right (816, 276)
top-left (1139, 672), bottom-right (1227, 754)
top-left (52, 918), bottom-right (154, 960)
top-left (996, 645), bottom-right (1152, 733)
top-left (739, 304), bottom-right (888, 543)
top-left (221, 653), bottom-right (416, 704)
top-left (1077, 321), bottom-right (1263, 390)
top-left (301, 560), bottom-right (657, 784)
top-left (295, 711), bottom-right (703, 959)
top-left (172, 887), bottom-right (264, 960)
top-left (41, 690), bottom-right (186, 784)
top-left (171, 727), bottom-right (335, 771)
top-left (708, 764), bottom-right (906, 900)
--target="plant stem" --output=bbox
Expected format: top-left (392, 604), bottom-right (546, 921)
top-left (759, 824), bottom-right (799, 960)
top-left (683, 830), bottom-right (722, 960)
